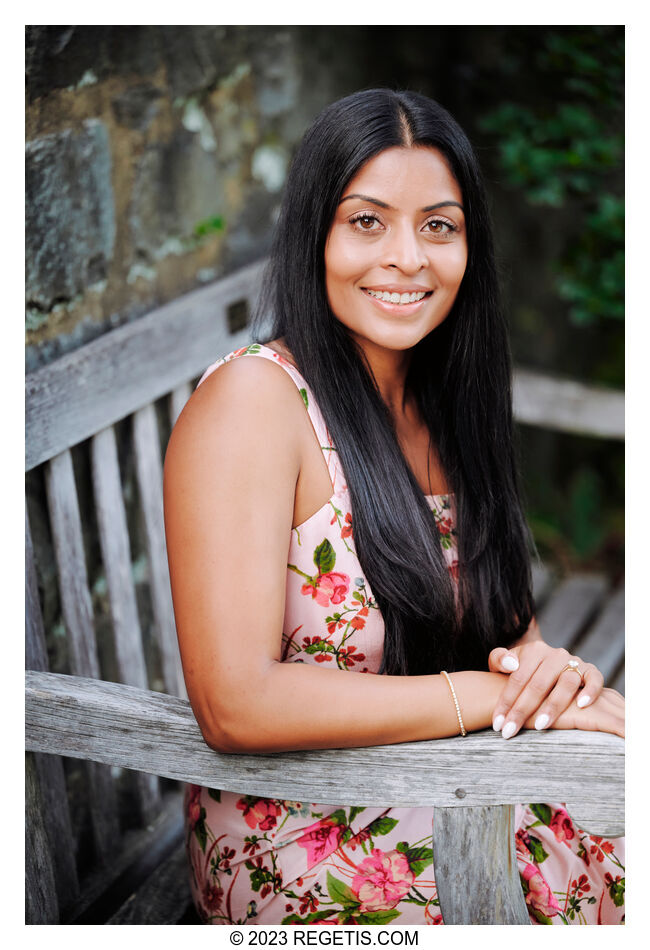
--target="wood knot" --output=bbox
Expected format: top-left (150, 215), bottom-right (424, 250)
top-left (454, 788), bottom-right (467, 799)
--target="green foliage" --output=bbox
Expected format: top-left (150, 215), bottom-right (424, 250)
top-left (193, 214), bottom-right (225, 238)
top-left (479, 28), bottom-right (623, 328)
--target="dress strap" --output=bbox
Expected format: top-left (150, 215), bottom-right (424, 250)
top-left (197, 343), bottom-right (346, 495)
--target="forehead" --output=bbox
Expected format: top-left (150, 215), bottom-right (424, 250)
top-left (341, 146), bottom-right (462, 204)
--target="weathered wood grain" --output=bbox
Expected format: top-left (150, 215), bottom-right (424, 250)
top-left (67, 790), bottom-right (185, 924)
top-left (91, 426), bottom-right (161, 814)
top-left (26, 260), bottom-right (265, 471)
top-left (169, 382), bottom-right (192, 429)
top-left (132, 405), bottom-right (186, 699)
top-left (44, 450), bottom-right (101, 679)
top-left (25, 509), bottom-right (49, 672)
top-left (513, 368), bottom-right (624, 439)
top-left (25, 671), bottom-right (624, 835)
top-left (574, 587), bottom-right (625, 683)
top-left (433, 805), bottom-right (530, 924)
top-left (537, 574), bottom-right (609, 650)
top-left (25, 511), bottom-right (81, 914)
top-left (107, 845), bottom-right (191, 925)
top-left (43, 452), bottom-right (120, 862)
top-left (25, 752), bottom-right (59, 924)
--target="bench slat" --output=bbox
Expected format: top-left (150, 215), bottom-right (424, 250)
top-left (25, 671), bottom-right (624, 836)
top-left (107, 844), bottom-right (191, 925)
top-left (43, 452), bottom-right (120, 861)
top-left (26, 260), bottom-right (266, 472)
top-left (132, 405), bottom-right (186, 699)
top-left (25, 512), bottom-right (80, 913)
top-left (513, 368), bottom-right (624, 439)
top-left (91, 426), bottom-right (161, 814)
top-left (26, 752), bottom-right (59, 924)
top-left (45, 451), bottom-right (101, 679)
top-left (574, 587), bottom-right (625, 684)
top-left (433, 804), bottom-right (530, 924)
top-left (537, 574), bottom-right (609, 650)
top-left (169, 382), bottom-right (192, 429)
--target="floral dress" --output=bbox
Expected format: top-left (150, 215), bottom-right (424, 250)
top-left (184, 343), bottom-right (625, 925)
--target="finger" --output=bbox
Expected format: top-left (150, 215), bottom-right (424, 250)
top-left (527, 671), bottom-right (585, 732)
top-left (500, 654), bottom-right (585, 738)
top-left (576, 664), bottom-right (604, 708)
top-left (488, 647), bottom-right (519, 674)
top-left (492, 654), bottom-right (546, 732)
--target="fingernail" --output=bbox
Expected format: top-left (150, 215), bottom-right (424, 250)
top-left (493, 714), bottom-right (505, 732)
top-left (502, 721), bottom-right (517, 739)
top-left (501, 655), bottom-right (519, 671)
top-left (577, 694), bottom-right (591, 708)
top-left (535, 714), bottom-right (550, 730)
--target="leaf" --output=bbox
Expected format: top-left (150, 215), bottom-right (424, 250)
top-left (405, 845), bottom-right (434, 876)
top-left (356, 909), bottom-right (401, 925)
top-left (314, 538), bottom-right (336, 574)
top-left (326, 871), bottom-right (359, 908)
top-left (299, 388), bottom-right (309, 408)
top-left (529, 803), bottom-right (553, 826)
top-left (207, 787), bottom-right (221, 802)
top-left (527, 834), bottom-right (550, 864)
top-left (348, 806), bottom-right (366, 825)
top-left (367, 816), bottom-right (399, 837)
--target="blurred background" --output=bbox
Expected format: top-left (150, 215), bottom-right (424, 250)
top-left (25, 25), bottom-right (624, 911)
top-left (26, 23), bottom-right (624, 606)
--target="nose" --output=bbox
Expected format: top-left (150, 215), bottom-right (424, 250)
top-left (383, 223), bottom-right (427, 273)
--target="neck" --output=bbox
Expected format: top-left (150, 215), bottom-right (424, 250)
top-left (354, 337), bottom-right (412, 420)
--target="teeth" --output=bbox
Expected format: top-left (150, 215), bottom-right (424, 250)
top-left (366, 289), bottom-right (427, 304)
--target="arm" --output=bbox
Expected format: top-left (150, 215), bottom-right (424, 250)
top-left (163, 356), bottom-right (509, 754)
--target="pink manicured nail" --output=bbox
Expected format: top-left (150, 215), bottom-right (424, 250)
top-left (501, 655), bottom-right (519, 671)
top-left (493, 714), bottom-right (505, 732)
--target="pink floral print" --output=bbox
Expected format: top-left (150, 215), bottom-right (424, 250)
top-left (186, 345), bottom-right (625, 925)
top-left (351, 849), bottom-right (414, 911)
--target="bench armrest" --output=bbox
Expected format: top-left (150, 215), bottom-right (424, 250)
top-left (25, 669), bottom-right (624, 835)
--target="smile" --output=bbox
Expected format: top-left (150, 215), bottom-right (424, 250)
top-left (364, 288), bottom-right (431, 304)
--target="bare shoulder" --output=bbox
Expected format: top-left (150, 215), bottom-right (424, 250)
top-left (164, 353), bottom-right (308, 512)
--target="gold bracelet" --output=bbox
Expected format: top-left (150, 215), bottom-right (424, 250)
top-left (441, 670), bottom-right (467, 736)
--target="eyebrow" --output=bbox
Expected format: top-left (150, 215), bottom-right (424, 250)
top-left (339, 194), bottom-right (465, 214)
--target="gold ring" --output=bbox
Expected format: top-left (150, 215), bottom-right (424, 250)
top-left (560, 659), bottom-right (585, 686)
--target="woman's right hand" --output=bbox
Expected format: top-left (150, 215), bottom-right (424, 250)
top-left (530, 687), bottom-right (624, 738)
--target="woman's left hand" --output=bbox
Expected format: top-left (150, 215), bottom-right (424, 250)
top-left (488, 642), bottom-right (604, 739)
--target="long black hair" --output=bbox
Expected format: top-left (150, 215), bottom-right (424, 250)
top-left (253, 88), bottom-right (534, 675)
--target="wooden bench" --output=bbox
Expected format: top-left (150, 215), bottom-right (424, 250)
top-left (25, 259), bottom-right (624, 925)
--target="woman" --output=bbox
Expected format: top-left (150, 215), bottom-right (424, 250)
top-left (163, 89), bottom-right (624, 925)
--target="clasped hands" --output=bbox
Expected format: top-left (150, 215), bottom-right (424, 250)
top-left (489, 641), bottom-right (625, 739)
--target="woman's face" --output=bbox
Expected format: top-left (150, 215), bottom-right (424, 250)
top-left (324, 146), bottom-right (467, 357)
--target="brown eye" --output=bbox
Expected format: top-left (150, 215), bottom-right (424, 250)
top-left (424, 218), bottom-right (455, 235)
top-left (351, 213), bottom-right (381, 231)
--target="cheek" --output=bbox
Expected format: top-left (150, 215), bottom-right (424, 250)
top-left (441, 245), bottom-right (468, 289)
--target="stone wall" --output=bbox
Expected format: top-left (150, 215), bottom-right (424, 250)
top-left (25, 25), bottom-right (371, 370)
